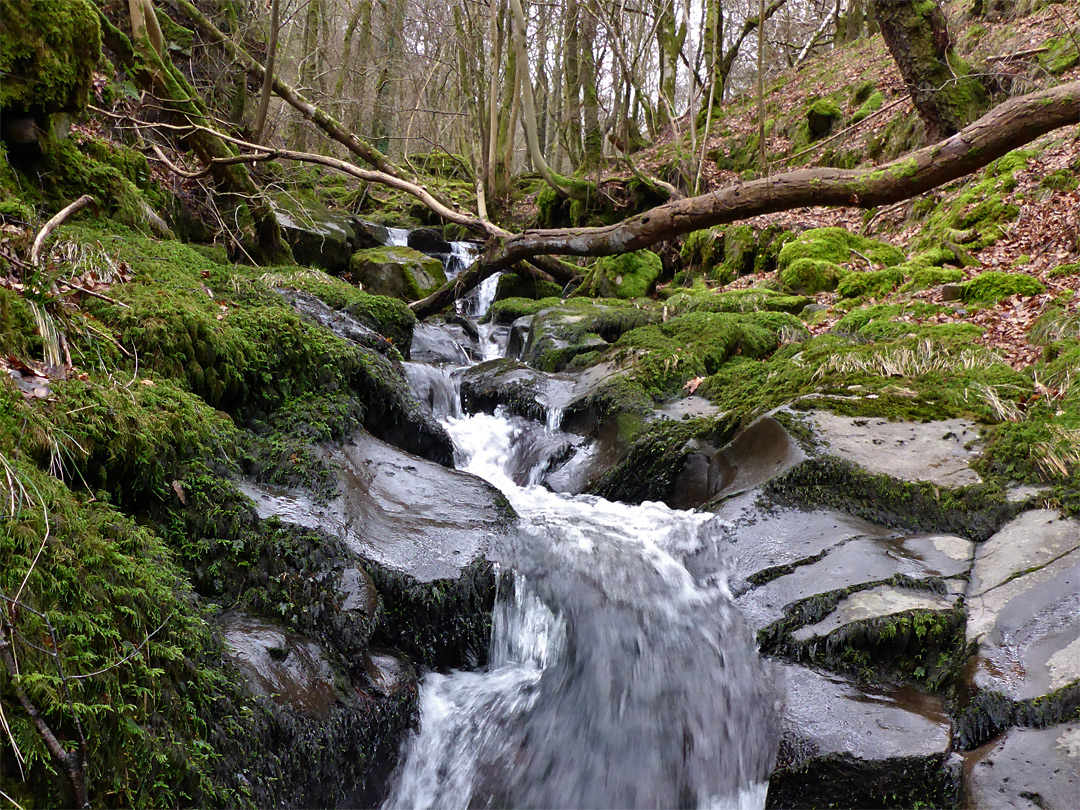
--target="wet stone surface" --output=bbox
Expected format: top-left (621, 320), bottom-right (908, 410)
top-left (963, 722), bottom-right (1080, 810)
top-left (790, 584), bottom-right (961, 643)
top-left (221, 612), bottom-right (340, 719)
top-left (766, 663), bottom-right (960, 809)
top-left (806, 412), bottom-right (983, 487)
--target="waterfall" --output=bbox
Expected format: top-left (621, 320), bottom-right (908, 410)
top-left (380, 283), bottom-right (782, 809)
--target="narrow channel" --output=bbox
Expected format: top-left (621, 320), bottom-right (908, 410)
top-left (384, 245), bottom-right (783, 810)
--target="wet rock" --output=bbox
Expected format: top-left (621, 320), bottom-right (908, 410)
top-left (410, 321), bottom-right (475, 365)
top-left (350, 246), bottom-right (447, 302)
top-left (278, 288), bottom-right (397, 355)
top-left (505, 315), bottom-right (533, 360)
top-left (806, 412), bottom-right (983, 487)
top-left (221, 613), bottom-right (340, 719)
top-left (461, 358), bottom-right (575, 423)
top-left (651, 395), bottom-right (723, 422)
top-left (272, 198), bottom-right (365, 272)
top-left (245, 430), bottom-right (507, 667)
top-left (362, 649), bottom-right (417, 699)
top-left (522, 301), bottom-right (655, 372)
top-left (968, 509), bottom-right (1080, 598)
top-left (790, 584), bottom-right (961, 644)
top-left (670, 415), bottom-right (804, 509)
top-left (355, 218), bottom-right (389, 248)
top-left (958, 511), bottom-right (1080, 747)
top-left (962, 723), bottom-right (1079, 810)
top-left (739, 527), bottom-right (975, 635)
top-left (766, 663), bottom-right (961, 809)
top-left (407, 226), bottom-right (452, 254)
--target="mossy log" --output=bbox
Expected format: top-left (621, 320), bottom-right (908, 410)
top-left (410, 79), bottom-right (1080, 318)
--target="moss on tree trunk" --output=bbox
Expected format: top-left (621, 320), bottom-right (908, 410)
top-left (873, 0), bottom-right (987, 141)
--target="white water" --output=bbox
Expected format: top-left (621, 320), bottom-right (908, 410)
top-left (384, 407), bottom-right (779, 809)
top-left (379, 226), bottom-right (780, 809)
top-left (385, 227), bottom-right (411, 246)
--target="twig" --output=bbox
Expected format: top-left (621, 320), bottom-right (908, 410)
top-left (57, 279), bottom-right (130, 309)
top-left (986, 47), bottom-right (1049, 61)
top-left (30, 196), bottom-right (98, 267)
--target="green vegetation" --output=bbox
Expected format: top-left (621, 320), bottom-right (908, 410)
top-left (575, 249), bottom-right (663, 299)
top-left (958, 270), bottom-right (1045, 304)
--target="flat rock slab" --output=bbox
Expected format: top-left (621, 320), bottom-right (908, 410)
top-left (792, 583), bottom-right (961, 643)
top-left (244, 430), bottom-right (506, 581)
top-left (969, 509), bottom-right (1080, 598)
top-left (961, 544), bottom-right (1080, 746)
top-left (807, 412), bottom-right (982, 487)
top-left (738, 529), bottom-right (975, 633)
top-left (221, 613), bottom-right (339, 719)
top-left (963, 723), bottom-right (1080, 810)
top-left (767, 663), bottom-right (960, 809)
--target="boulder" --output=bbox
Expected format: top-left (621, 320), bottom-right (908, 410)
top-left (349, 246), bottom-right (447, 302)
top-left (273, 199), bottom-right (366, 272)
top-left (407, 226), bottom-right (452, 254)
top-left (354, 218), bottom-right (389, 249)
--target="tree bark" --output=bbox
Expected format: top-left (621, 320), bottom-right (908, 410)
top-left (411, 79), bottom-right (1080, 318)
top-left (872, 0), bottom-right (987, 141)
top-left (252, 0), bottom-right (279, 142)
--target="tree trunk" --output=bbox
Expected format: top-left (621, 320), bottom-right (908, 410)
top-left (372, 0), bottom-right (405, 155)
top-left (290, 0), bottom-right (321, 150)
top-left (252, 0), bottom-right (279, 141)
top-left (872, 0), bottom-right (987, 141)
top-left (563, 0), bottom-right (582, 165)
top-left (100, 7), bottom-right (288, 263)
top-left (580, 8), bottom-right (602, 168)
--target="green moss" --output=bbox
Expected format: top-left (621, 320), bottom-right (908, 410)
top-left (575, 249), bottom-right (663, 299)
top-left (486, 296), bottom-right (562, 326)
top-left (899, 266), bottom-right (964, 292)
top-left (1048, 262), bottom-right (1080, 279)
top-left (807, 97), bottom-right (842, 139)
top-left (494, 271), bottom-right (563, 302)
top-left (348, 246), bottom-right (445, 302)
top-left (778, 227), bottom-right (905, 274)
top-left (959, 271), bottom-right (1045, 304)
top-left (1040, 36), bottom-right (1080, 75)
top-left (851, 90), bottom-right (884, 124)
top-left (258, 266), bottom-right (414, 348)
top-left (0, 0), bottom-right (100, 113)
top-left (664, 287), bottom-right (811, 315)
top-left (780, 258), bottom-right (848, 294)
top-left (837, 266), bottom-right (905, 300)
top-left (1040, 169), bottom-right (1079, 192)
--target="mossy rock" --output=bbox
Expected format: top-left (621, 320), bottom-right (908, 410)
top-left (664, 287), bottom-right (811, 315)
top-left (778, 227), bottom-right (906, 273)
top-left (807, 98), bottom-right (842, 140)
top-left (837, 267), bottom-right (905, 300)
top-left (851, 90), bottom-right (884, 124)
top-left (349, 246), bottom-right (446, 302)
top-left (959, 271), bottom-right (1045, 304)
top-left (780, 258), bottom-right (849, 294)
top-left (899, 266), bottom-right (964, 293)
top-left (0, 0), bottom-right (100, 114)
top-left (494, 271), bottom-right (563, 302)
top-left (575, 249), bottom-right (662, 299)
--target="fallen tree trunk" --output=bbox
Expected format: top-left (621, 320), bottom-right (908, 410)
top-left (411, 79), bottom-right (1080, 318)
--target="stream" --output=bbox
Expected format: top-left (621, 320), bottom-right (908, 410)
top-left (382, 242), bottom-right (782, 809)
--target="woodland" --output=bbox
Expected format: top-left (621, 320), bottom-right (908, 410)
top-left (0, 0), bottom-right (1079, 807)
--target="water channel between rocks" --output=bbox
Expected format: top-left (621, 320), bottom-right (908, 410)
top-left (381, 246), bottom-right (783, 809)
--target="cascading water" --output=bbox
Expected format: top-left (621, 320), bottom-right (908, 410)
top-left (382, 239), bottom-right (782, 810)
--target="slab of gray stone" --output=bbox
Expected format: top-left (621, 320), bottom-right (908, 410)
top-left (963, 723), bottom-right (1080, 810)
top-left (969, 509), bottom-right (1080, 598)
top-left (242, 429), bottom-right (508, 582)
top-left (766, 663), bottom-right (960, 809)
top-left (738, 529), bottom-right (975, 633)
top-left (962, 545), bottom-right (1080, 741)
top-left (221, 613), bottom-right (339, 719)
top-left (807, 412), bottom-right (983, 487)
top-left (792, 584), bottom-right (959, 643)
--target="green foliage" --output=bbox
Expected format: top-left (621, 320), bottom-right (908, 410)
top-left (777, 227), bottom-right (906, 272)
top-left (780, 259), bottom-right (848, 294)
top-left (898, 265), bottom-right (964, 292)
top-left (0, 385), bottom-right (235, 808)
top-left (1040, 169), bottom-right (1079, 192)
top-left (1041, 36), bottom-right (1080, 75)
